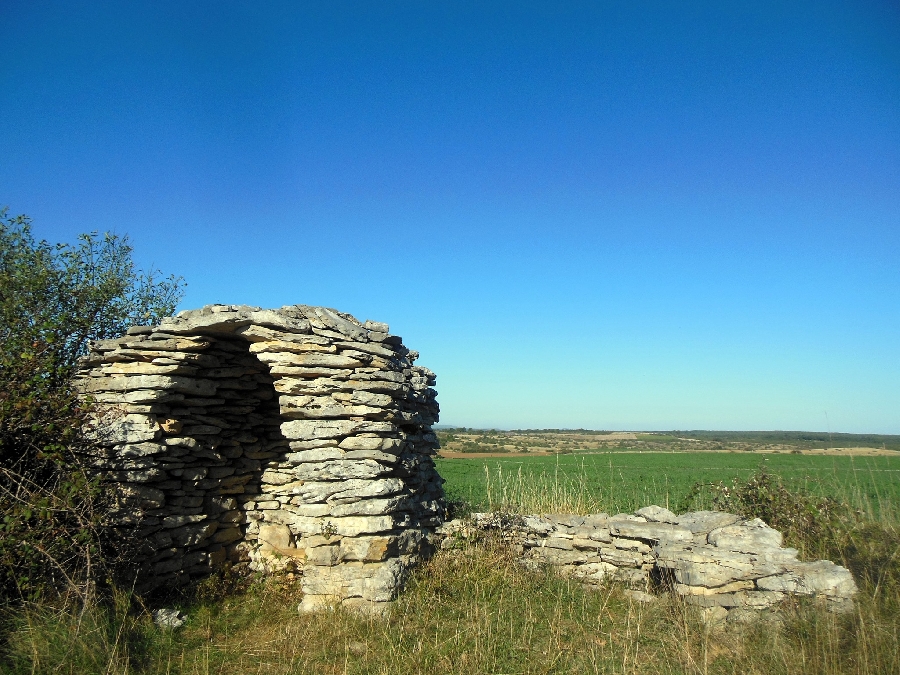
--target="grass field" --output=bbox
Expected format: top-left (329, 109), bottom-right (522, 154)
top-left (3, 451), bottom-right (899, 674)
top-left (437, 452), bottom-right (900, 517)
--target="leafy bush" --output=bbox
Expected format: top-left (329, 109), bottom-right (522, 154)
top-left (705, 467), bottom-right (847, 549)
top-left (0, 209), bottom-right (184, 602)
top-left (684, 466), bottom-right (900, 603)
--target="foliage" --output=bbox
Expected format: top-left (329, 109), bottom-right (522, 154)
top-left (0, 209), bottom-right (184, 602)
top-left (685, 466), bottom-right (900, 607)
top-left (683, 467), bottom-right (848, 550)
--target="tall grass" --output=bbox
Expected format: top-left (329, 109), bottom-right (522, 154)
top-left (3, 542), bottom-right (898, 674)
top-left (2, 462), bottom-right (898, 674)
top-left (481, 456), bottom-right (721, 515)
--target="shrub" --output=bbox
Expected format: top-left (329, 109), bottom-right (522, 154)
top-left (708, 467), bottom-right (846, 547)
top-left (682, 466), bottom-right (900, 604)
top-left (0, 209), bottom-right (184, 602)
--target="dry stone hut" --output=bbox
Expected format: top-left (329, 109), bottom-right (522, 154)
top-left (75, 304), bottom-right (444, 613)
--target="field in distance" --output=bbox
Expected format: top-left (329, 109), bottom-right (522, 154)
top-left (435, 451), bottom-right (900, 516)
top-left (435, 428), bottom-right (900, 457)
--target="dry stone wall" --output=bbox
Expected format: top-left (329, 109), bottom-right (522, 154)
top-left (75, 304), bottom-right (443, 613)
top-left (441, 506), bottom-right (857, 617)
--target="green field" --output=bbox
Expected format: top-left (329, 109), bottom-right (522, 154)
top-left (436, 452), bottom-right (900, 516)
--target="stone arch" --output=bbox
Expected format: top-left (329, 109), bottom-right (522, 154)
top-left (77, 304), bottom-right (444, 612)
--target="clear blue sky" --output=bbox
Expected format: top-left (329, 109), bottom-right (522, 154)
top-left (2, 2), bottom-right (898, 433)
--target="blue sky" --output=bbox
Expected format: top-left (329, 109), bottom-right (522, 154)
top-left (2, 2), bottom-right (898, 432)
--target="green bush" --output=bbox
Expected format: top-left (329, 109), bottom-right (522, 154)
top-left (685, 466), bottom-right (900, 603)
top-left (707, 467), bottom-right (846, 547)
top-left (0, 209), bottom-right (184, 602)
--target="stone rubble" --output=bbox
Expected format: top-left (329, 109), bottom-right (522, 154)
top-left (439, 507), bottom-right (857, 614)
top-left (75, 304), bottom-right (444, 614)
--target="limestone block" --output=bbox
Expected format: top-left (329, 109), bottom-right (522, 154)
top-left (757, 560), bottom-right (857, 598)
top-left (255, 352), bottom-right (364, 369)
top-left (114, 442), bottom-right (167, 458)
top-left (288, 459), bottom-right (390, 481)
top-left (85, 413), bottom-right (160, 446)
top-left (92, 389), bottom-right (186, 404)
top-left (597, 547), bottom-right (645, 568)
top-left (257, 523), bottom-right (292, 552)
top-left (634, 505), bottom-right (679, 523)
top-left (521, 516), bottom-right (555, 536)
top-left (543, 537), bottom-right (574, 550)
top-left (344, 378), bottom-right (405, 394)
top-left (297, 594), bottom-right (338, 613)
top-left (674, 580), bottom-right (755, 596)
top-left (78, 374), bottom-right (218, 396)
top-left (340, 536), bottom-right (393, 562)
top-left (343, 449), bottom-right (398, 464)
top-left (162, 514), bottom-right (207, 528)
top-left (306, 544), bottom-right (342, 566)
top-left (158, 418), bottom-right (183, 434)
top-left (609, 521), bottom-right (693, 544)
top-left (362, 558), bottom-right (408, 602)
top-left (120, 337), bottom-right (211, 352)
top-left (117, 483), bottom-right (166, 509)
top-left (284, 447), bottom-right (345, 463)
top-left (339, 436), bottom-right (384, 451)
top-left (157, 307), bottom-right (309, 335)
top-left (212, 526), bottom-right (242, 545)
top-left (286, 477), bottom-right (404, 504)
top-left (280, 419), bottom-right (359, 441)
top-left (209, 549), bottom-right (227, 568)
top-left (170, 522), bottom-right (217, 547)
top-left (285, 504), bottom-right (332, 517)
top-left (285, 515), bottom-right (395, 537)
top-left (675, 511), bottom-right (741, 534)
top-left (103, 362), bottom-right (197, 376)
top-left (708, 521), bottom-right (783, 553)
top-left (285, 438), bottom-right (338, 450)
top-left (236, 324), bottom-right (320, 342)
top-left (330, 496), bottom-right (408, 517)
top-left (113, 468), bottom-right (166, 483)
top-left (609, 514), bottom-right (646, 524)
top-left (280, 396), bottom-right (384, 420)
top-left (363, 320), bottom-right (389, 333)
top-left (332, 390), bottom-right (395, 407)
top-left (335, 341), bottom-right (397, 358)
top-left (249, 340), bottom-right (336, 355)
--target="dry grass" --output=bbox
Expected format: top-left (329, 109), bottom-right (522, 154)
top-left (2, 540), bottom-right (898, 675)
top-left (480, 459), bottom-right (715, 515)
top-left (3, 462), bottom-right (899, 675)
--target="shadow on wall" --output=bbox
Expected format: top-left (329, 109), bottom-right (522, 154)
top-left (82, 328), bottom-right (289, 588)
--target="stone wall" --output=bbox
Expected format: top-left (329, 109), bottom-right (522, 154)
top-left (75, 304), bottom-right (444, 613)
top-left (440, 506), bottom-right (857, 617)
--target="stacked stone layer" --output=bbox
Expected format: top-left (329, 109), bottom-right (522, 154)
top-left (441, 505), bottom-right (857, 613)
top-left (75, 304), bottom-right (444, 612)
